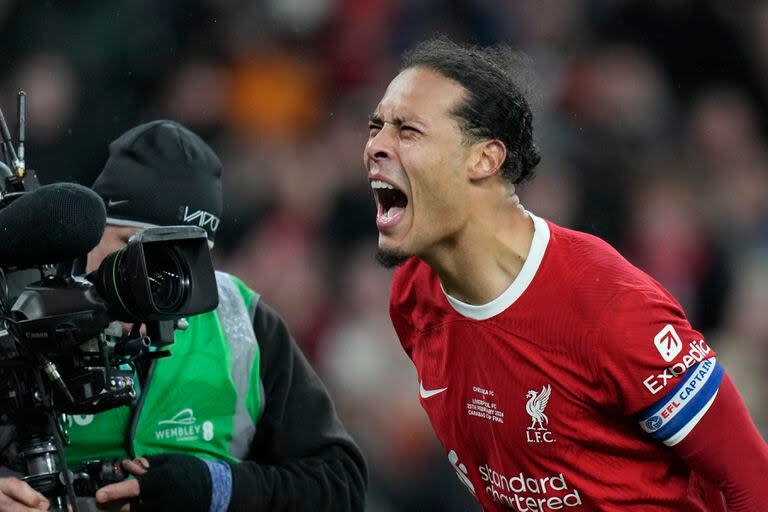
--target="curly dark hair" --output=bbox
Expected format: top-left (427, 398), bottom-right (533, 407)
top-left (402, 37), bottom-right (541, 185)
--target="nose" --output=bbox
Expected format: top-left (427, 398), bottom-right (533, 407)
top-left (365, 125), bottom-right (395, 163)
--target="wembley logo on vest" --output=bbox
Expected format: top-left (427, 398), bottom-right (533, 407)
top-left (155, 407), bottom-right (215, 442)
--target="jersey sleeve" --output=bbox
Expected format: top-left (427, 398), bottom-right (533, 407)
top-left (672, 374), bottom-right (768, 511)
top-left (596, 286), bottom-right (722, 446)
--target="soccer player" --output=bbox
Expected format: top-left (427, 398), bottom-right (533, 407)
top-left (364, 37), bottom-right (768, 511)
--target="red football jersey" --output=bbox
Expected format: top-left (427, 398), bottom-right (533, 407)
top-left (390, 214), bottom-right (724, 511)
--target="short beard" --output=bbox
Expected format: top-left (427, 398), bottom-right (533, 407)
top-left (375, 248), bottom-right (410, 269)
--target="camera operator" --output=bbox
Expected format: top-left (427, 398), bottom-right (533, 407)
top-left (0, 120), bottom-right (367, 511)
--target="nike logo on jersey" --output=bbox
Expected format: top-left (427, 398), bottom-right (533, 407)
top-left (420, 381), bottom-right (448, 399)
top-left (107, 199), bottom-right (130, 207)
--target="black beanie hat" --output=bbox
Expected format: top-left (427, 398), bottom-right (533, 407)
top-left (92, 120), bottom-right (222, 247)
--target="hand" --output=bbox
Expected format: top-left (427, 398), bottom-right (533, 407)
top-left (0, 477), bottom-right (49, 512)
top-left (95, 458), bottom-right (148, 511)
top-left (96, 454), bottom-right (212, 512)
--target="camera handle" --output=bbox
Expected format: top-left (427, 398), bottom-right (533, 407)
top-left (19, 371), bottom-right (80, 512)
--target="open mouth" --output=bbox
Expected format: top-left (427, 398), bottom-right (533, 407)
top-left (371, 179), bottom-right (408, 228)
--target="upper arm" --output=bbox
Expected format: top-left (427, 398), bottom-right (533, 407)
top-left (228, 299), bottom-right (368, 511)
top-left (249, 300), bottom-right (364, 463)
top-left (597, 287), bottom-right (720, 446)
top-left (596, 286), bottom-right (768, 506)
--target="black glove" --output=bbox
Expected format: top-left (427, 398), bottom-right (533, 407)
top-left (133, 454), bottom-right (212, 512)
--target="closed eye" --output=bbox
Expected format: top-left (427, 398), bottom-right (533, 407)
top-left (367, 120), bottom-right (423, 138)
top-left (400, 125), bottom-right (422, 139)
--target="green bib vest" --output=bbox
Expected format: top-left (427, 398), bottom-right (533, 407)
top-left (64, 272), bottom-right (264, 466)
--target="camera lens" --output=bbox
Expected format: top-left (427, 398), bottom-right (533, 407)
top-left (89, 243), bottom-right (192, 320)
top-left (87, 227), bottom-right (215, 321)
top-left (143, 246), bottom-right (190, 312)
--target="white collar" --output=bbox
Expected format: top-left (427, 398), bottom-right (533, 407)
top-left (442, 212), bottom-right (550, 320)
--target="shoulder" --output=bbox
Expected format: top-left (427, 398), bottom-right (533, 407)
top-left (251, 299), bottom-right (288, 339)
top-left (211, 271), bottom-right (287, 342)
top-left (531, 218), bottom-right (669, 316)
top-left (215, 270), bottom-right (260, 311)
top-left (390, 257), bottom-right (449, 334)
top-left (546, 220), bottom-right (641, 285)
top-left (391, 257), bottom-right (430, 302)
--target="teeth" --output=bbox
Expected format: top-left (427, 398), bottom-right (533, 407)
top-left (371, 180), bottom-right (395, 190)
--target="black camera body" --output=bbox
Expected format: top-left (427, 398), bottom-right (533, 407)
top-left (1, 225), bottom-right (217, 416)
top-left (0, 224), bottom-right (219, 510)
top-left (0, 94), bottom-right (220, 511)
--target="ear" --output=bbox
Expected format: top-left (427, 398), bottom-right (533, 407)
top-left (467, 139), bottom-right (506, 181)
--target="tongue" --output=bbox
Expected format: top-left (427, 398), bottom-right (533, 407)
top-left (377, 206), bottom-right (405, 228)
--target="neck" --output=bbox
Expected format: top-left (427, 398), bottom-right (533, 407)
top-left (425, 198), bottom-right (536, 306)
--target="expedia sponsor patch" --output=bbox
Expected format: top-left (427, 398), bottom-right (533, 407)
top-left (643, 339), bottom-right (712, 394)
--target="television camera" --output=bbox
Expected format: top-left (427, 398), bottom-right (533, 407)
top-left (0, 93), bottom-right (219, 511)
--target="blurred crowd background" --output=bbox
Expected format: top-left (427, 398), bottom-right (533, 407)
top-left (1, 0), bottom-right (767, 510)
